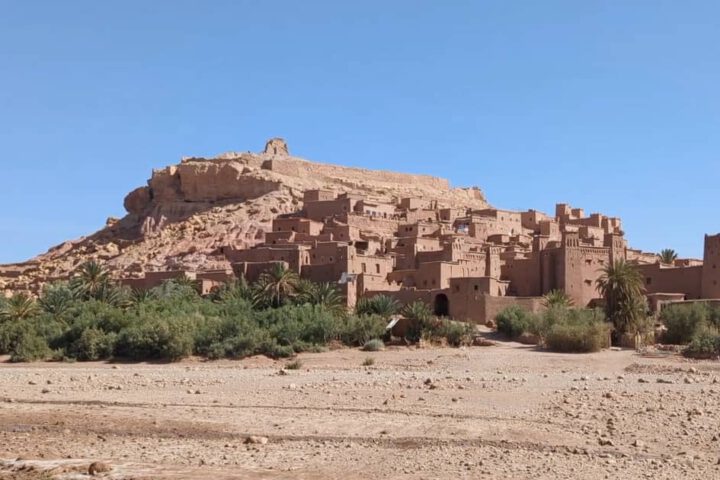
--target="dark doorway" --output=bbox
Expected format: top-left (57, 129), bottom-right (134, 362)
top-left (434, 293), bottom-right (449, 317)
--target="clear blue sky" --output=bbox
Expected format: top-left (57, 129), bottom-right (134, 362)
top-left (1, 1), bottom-right (718, 263)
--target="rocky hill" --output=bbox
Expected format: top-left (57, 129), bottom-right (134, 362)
top-left (0, 139), bottom-right (487, 295)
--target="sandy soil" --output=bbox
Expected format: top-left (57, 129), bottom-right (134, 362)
top-left (0, 341), bottom-right (719, 479)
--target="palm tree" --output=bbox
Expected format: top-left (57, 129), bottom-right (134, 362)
top-left (355, 294), bottom-right (400, 318)
top-left (659, 249), bottom-right (678, 265)
top-left (296, 281), bottom-right (347, 316)
top-left (542, 289), bottom-right (574, 309)
top-left (402, 301), bottom-right (434, 342)
top-left (596, 259), bottom-right (646, 342)
top-left (70, 260), bottom-right (110, 300)
top-left (94, 282), bottom-right (131, 307)
top-left (130, 287), bottom-right (157, 306)
top-left (0, 293), bottom-right (40, 322)
top-left (151, 279), bottom-right (198, 301)
top-left (173, 274), bottom-right (200, 292)
top-left (253, 263), bottom-right (300, 308)
top-left (39, 283), bottom-right (76, 320)
top-left (210, 278), bottom-right (252, 303)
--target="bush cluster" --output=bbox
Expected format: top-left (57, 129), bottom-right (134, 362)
top-left (495, 305), bottom-right (535, 339)
top-left (0, 264), bottom-right (475, 362)
top-left (495, 305), bottom-right (611, 353)
top-left (660, 302), bottom-right (720, 344)
top-left (659, 302), bottom-right (720, 358)
top-left (684, 330), bottom-right (720, 359)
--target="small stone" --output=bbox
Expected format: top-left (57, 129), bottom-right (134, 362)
top-left (88, 461), bottom-right (112, 475)
top-left (245, 435), bottom-right (269, 445)
top-left (599, 438), bottom-right (614, 446)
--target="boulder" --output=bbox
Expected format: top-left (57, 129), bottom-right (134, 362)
top-left (88, 461), bottom-right (112, 475)
top-left (123, 186), bottom-right (152, 214)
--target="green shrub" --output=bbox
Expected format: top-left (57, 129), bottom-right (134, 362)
top-left (0, 321), bottom-right (25, 354)
top-left (340, 315), bottom-right (387, 346)
top-left (684, 330), bottom-right (720, 359)
top-left (0, 318), bottom-right (63, 356)
top-left (258, 304), bottom-right (341, 347)
top-left (661, 303), bottom-right (716, 344)
top-left (362, 357), bottom-right (375, 366)
top-left (10, 330), bottom-right (51, 362)
top-left (115, 316), bottom-right (195, 361)
top-left (495, 306), bottom-right (534, 339)
top-left (285, 359), bottom-right (303, 370)
top-left (291, 340), bottom-right (327, 353)
top-left (433, 320), bottom-right (474, 347)
top-left (68, 328), bottom-right (117, 361)
top-left (260, 340), bottom-right (295, 359)
top-left (355, 295), bottom-right (399, 318)
top-left (362, 338), bottom-right (384, 351)
top-left (402, 301), bottom-right (433, 342)
top-left (545, 320), bottom-right (611, 353)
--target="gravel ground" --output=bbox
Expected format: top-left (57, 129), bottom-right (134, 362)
top-left (0, 342), bottom-right (719, 479)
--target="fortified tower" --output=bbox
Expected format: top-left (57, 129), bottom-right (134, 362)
top-left (701, 234), bottom-right (720, 298)
top-left (604, 232), bottom-right (626, 265)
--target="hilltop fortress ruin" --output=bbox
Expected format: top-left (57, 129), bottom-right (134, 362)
top-left (2, 138), bottom-right (718, 322)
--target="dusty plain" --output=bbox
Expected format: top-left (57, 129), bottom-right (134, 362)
top-left (1, 340), bottom-right (719, 479)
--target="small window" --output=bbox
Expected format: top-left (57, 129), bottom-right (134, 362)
top-left (646, 277), bottom-right (652, 285)
top-left (362, 263), bottom-right (367, 273)
top-left (474, 285), bottom-right (479, 291)
top-left (375, 264), bottom-right (380, 274)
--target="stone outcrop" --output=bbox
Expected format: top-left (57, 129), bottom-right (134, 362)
top-left (264, 137), bottom-right (289, 155)
top-left (0, 138), bottom-right (488, 295)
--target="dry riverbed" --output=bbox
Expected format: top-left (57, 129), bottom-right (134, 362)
top-left (0, 341), bottom-right (719, 479)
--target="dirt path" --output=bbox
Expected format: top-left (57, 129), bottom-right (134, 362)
top-left (1, 343), bottom-right (719, 479)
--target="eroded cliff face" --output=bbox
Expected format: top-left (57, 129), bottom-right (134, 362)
top-left (0, 139), bottom-right (488, 295)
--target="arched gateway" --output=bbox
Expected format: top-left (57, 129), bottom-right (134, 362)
top-left (433, 293), bottom-right (449, 317)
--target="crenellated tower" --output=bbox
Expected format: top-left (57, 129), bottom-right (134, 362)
top-left (701, 234), bottom-right (720, 298)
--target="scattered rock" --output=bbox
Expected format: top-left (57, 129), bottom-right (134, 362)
top-left (88, 461), bottom-right (112, 475)
top-left (245, 435), bottom-right (269, 445)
